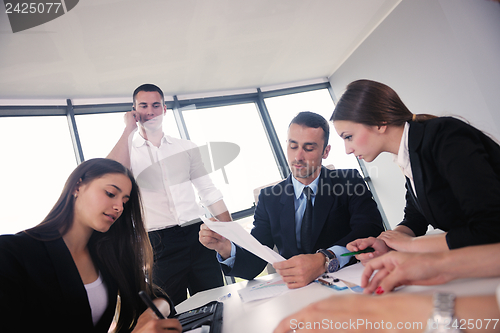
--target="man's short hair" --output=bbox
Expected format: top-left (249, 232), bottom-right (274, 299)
top-left (289, 111), bottom-right (330, 151)
top-left (133, 84), bottom-right (165, 106)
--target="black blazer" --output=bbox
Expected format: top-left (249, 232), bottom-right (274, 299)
top-left (0, 232), bottom-right (119, 333)
top-left (223, 167), bottom-right (384, 280)
top-left (399, 117), bottom-right (500, 249)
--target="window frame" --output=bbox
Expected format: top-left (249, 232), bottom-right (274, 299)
top-left (0, 82), bottom-right (389, 228)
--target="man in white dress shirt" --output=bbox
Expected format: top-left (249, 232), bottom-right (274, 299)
top-left (108, 84), bottom-right (232, 305)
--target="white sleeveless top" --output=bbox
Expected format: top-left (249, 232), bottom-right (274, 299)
top-left (84, 272), bottom-right (109, 326)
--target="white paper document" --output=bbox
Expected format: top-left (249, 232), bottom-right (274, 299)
top-left (184, 326), bottom-right (210, 333)
top-left (331, 262), bottom-right (365, 286)
top-left (200, 216), bottom-right (285, 264)
top-left (316, 262), bottom-right (366, 293)
top-left (237, 275), bottom-right (289, 302)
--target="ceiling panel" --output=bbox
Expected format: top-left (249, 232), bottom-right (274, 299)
top-left (0, 0), bottom-right (400, 99)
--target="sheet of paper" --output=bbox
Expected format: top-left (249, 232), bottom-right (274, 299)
top-left (316, 275), bottom-right (349, 291)
top-left (318, 262), bottom-right (365, 291)
top-left (237, 275), bottom-right (289, 302)
top-left (201, 216), bottom-right (285, 264)
top-left (184, 326), bottom-right (210, 333)
top-left (315, 263), bottom-right (367, 293)
top-left (328, 262), bottom-right (365, 286)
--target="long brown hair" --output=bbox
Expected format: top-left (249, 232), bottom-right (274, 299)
top-left (26, 158), bottom-right (154, 332)
top-left (331, 79), bottom-right (436, 126)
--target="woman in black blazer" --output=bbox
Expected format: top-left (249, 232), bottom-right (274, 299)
top-left (330, 79), bottom-right (500, 259)
top-left (0, 158), bottom-right (181, 333)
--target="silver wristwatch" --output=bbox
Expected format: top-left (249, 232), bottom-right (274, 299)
top-left (316, 249), bottom-right (339, 273)
top-left (424, 293), bottom-right (463, 333)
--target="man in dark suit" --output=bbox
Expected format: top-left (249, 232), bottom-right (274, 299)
top-left (199, 112), bottom-right (384, 288)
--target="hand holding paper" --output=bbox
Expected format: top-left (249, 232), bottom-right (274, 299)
top-left (199, 222), bottom-right (233, 259)
top-left (200, 216), bottom-right (285, 264)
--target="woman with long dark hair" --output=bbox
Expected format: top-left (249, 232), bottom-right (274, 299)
top-left (0, 158), bottom-right (181, 333)
top-left (331, 79), bottom-right (500, 260)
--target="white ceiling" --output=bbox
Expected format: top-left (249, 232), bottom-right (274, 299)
top-left (0, 0), bottom-right (400, 100)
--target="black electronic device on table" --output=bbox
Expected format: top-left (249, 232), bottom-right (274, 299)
top-left (175, 301), bottom-right (223, 332)
top-left (139, 291), bottom-right (223, 332)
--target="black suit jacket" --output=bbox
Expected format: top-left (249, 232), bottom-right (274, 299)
top-left (223, 167), bottom-right (384, 280)
top-left (399, 117), bottom-right (500, 249)
top-left (0, 232), bottom-right (118, 333)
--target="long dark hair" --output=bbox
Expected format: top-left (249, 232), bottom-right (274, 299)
top-left (26, 158), bottom-right (154, 332)
top-left (331, 79), bottom-right (436, 126)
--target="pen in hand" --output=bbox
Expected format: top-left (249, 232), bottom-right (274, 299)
top-left (340, 247), bottom-right (375, 257)
top-left (139, 291), bottom-right (165, 319)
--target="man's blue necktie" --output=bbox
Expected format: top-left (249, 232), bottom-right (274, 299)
top-left (300, 186), bottom-right (313, 253)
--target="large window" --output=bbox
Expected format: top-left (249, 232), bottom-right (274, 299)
top-left (76, 112), bottom-right (129, 160)
top-left (182, 103), bottom-right (281, 213)
top-left (265, 89), bottom-right (360, 171)
top-left (76, 109), bottom-right (180, 160)
top-left (0, 82), bottom-right (386, 235)
top-left (0, 116), bottom-right (76, 234)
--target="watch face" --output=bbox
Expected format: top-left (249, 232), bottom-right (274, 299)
top-left (327, 258), bottom-right (339, 273)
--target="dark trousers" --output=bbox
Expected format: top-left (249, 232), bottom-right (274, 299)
top-left (148, 222), bottom-right (224, 306)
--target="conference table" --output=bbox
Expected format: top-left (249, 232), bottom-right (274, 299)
top-left (176, 266), bottom-right (500, 333)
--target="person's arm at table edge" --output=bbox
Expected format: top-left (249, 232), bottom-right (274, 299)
top-left (365, 242), bottom-right (500, 287)
top-left (380, 228), bottom-right (449, 253)
top-left (273, 293), bottom-right (500, 333)
top-left (435, 243), bottom-right (500, 280)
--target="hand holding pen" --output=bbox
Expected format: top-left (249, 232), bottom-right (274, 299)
top-left (134, 291), bottom-right (182, 332)
top-left (340, 247), bottom-right (375, 257)
top-left (346, 237), bottom-right (391, 264)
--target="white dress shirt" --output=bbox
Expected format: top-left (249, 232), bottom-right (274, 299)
top-left (394, 122), bottom-right (417, 197)
top-left (130, 132), bottom-right (223, 231)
